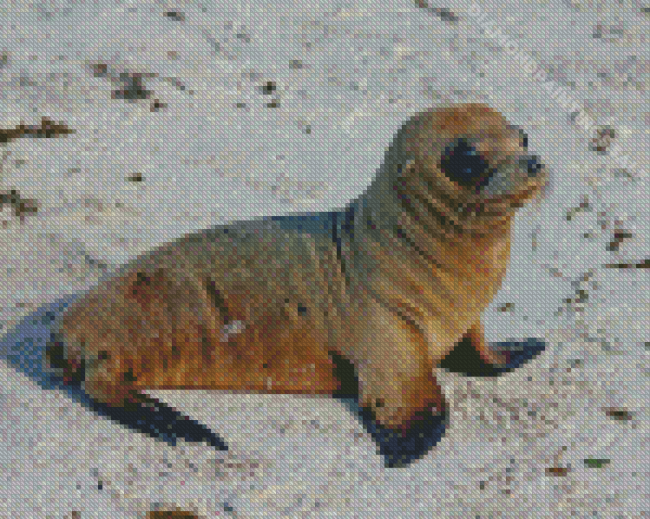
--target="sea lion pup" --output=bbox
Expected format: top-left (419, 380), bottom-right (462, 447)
top-left (45, 103), bottom-right (549, 468)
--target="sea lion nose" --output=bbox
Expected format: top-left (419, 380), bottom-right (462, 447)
top-left (523, 155), bottom-right (543, 177)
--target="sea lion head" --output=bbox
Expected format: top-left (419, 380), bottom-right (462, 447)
top-left (385, 103), bottom-right (549, 237)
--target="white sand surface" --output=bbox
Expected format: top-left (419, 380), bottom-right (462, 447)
top-left (1, 0), bottom-right (648, 517)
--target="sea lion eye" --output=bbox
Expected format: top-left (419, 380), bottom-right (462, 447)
top-left (440, 138), bottom-right (493, 189)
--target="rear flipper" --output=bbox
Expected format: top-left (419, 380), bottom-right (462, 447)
top-left (440, 323), bottom-right (546, 377)
top-left (90, 393), bottom-right (227, 450)
top-left (46, 335), bottom-right (226, 450)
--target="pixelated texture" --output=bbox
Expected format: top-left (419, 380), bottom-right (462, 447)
top-left (0, 0), bottom-right (647, 518)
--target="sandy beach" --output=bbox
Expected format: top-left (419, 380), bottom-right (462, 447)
top-left (1, 0), bottom-right (648, 517)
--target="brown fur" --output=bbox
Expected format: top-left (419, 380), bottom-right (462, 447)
top-left (46, 104), bottom-right (547, 437)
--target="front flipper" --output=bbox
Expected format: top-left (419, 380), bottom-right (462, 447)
top-left (358, 400), bottom-right (448, 469)
top-left (332, 348), bottom-right (448, 468)
top-left (440, 322), bottom-right (546, 377)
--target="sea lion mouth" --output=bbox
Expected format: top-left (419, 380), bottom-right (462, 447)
top-left (452, 177), bottom-right (545, 231)
top-left (486, 183), bottom-right (541, 207)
